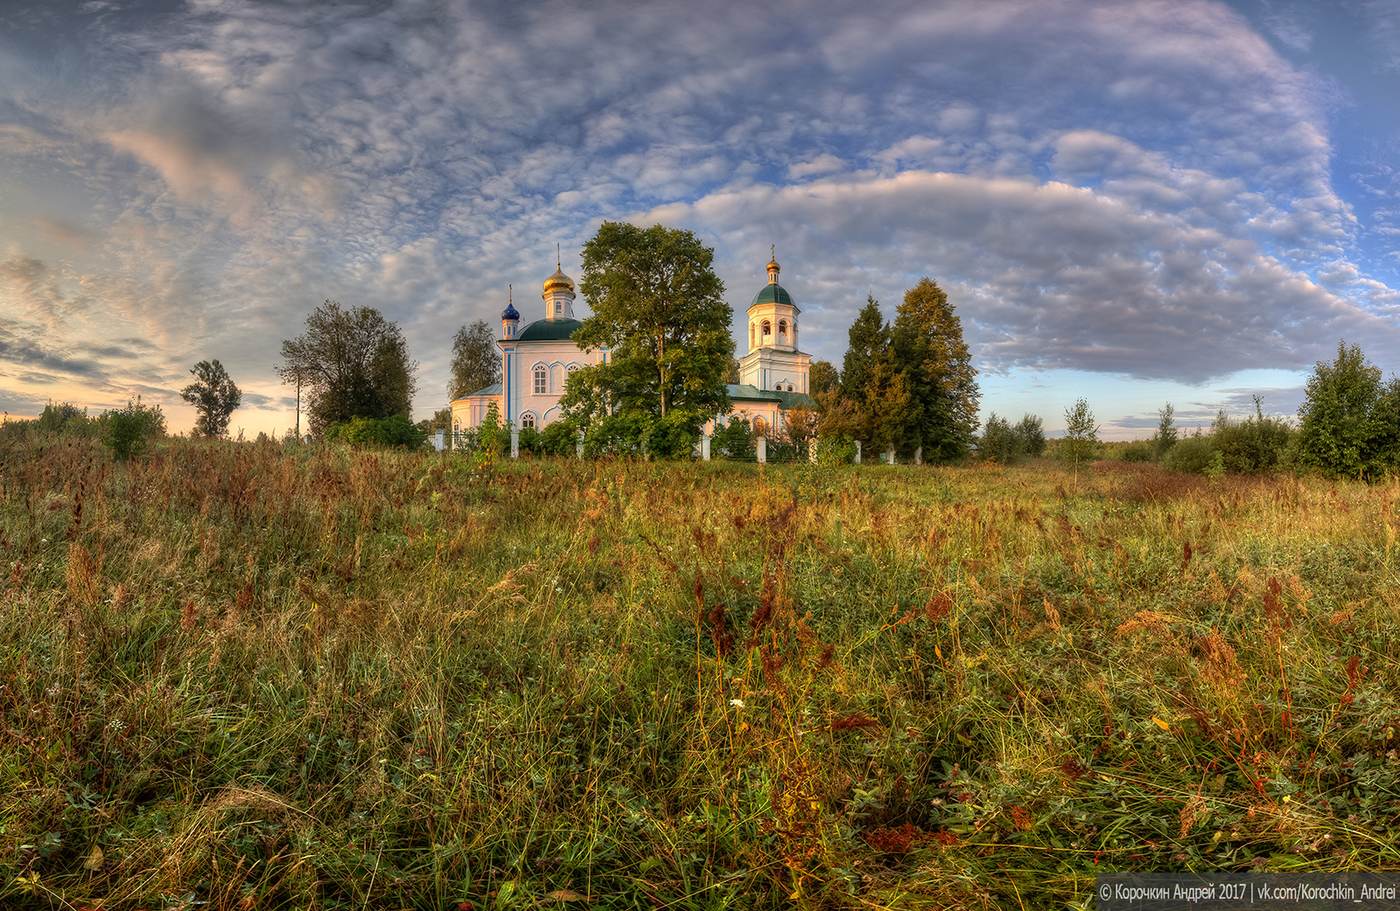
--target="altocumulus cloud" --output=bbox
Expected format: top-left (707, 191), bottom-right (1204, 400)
top-left (0, 0), bottom-right (1396, 433)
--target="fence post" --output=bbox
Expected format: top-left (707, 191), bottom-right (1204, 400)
top-left (511, 430), bottom-right (519, 459)
top-left (757, 436), bottom-right (767, 464)
top-left (915, 446), bottom-right (922, 466)
top-left (886, 445), bottom-right (895, 465)
top-left (701, 432), bottom-right (711, 461)
top-left (854, 441), bottom-right (861, 464)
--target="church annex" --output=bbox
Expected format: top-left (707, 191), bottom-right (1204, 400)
top-left (450, 253), bottom-right (814, 436)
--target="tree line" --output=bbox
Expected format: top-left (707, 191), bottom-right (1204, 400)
top-left (14, 221), bottom-right (1399, 481)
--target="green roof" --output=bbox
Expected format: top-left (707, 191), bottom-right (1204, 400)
top-left (518, 318), bottom-right (584, 342)
top-left (749, 282), bottom-right (795, 310)
top-left (453, 382), bottom-right (501, 402)
top-left (726, 384), bottom-right (815, 409)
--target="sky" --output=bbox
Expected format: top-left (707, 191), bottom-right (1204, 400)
top-left (1, 0), bottom-right (1397, 440)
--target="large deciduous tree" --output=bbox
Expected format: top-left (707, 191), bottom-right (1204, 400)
top-left (891, 278), bottom-right (980, 462)
top-left (448, 319), bottom-right (500, 400)
top-left (180, 359), bottom-right (242, 438)
top-left (564, 222), bottom-right (732, 432)
top-left (279, 300), bottom-right (418, 436)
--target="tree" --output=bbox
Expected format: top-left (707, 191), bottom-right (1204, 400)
top-left (809, 359), bottom-right (840, 398)
top-left (279, 300), bottom-right (418, 436)
top-left (1061, 398), bottom-right (1098, 474)
top-left (839, 295), bottom-right (888, 410)
top-left (1294, 341), bottom-right (1394, 479)
top-left (1153, 403), bottom-right (1177, 461)
top-left (448, 319), bottom-right (500, 400)
top-left (890, 278), bottom-right (980, 462)
top-left (564, 223), bottom-right (732, 431)
top-left (180, 359), bottom-right (242, 438)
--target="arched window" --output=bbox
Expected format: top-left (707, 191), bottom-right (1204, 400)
top-left (778, 319), bottom-right (788, 344)
top-left (533, 365), bottom-right (547, 394)
top-left (761, 320), bottom-right (772, 341)
top-left (786, 384), bottom-right (794, 392)
top-left (521, 413), bottom-right (537, 429)
top-left (750, 323), bottom-right (755, 348)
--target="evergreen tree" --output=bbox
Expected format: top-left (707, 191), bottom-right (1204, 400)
top-left (839, 295), bottom-right (888, 409)
top-left (890, 278), bottom-right (979, 462)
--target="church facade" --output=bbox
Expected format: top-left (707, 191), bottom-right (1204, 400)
top-left (450, 254), bottom-right (814, 437)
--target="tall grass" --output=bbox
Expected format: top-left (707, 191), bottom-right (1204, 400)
top-left (1, 434), bottom-right (1397, 909)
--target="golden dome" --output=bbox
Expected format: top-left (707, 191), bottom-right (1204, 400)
top-left (543, 266), bottom-right (575, 293)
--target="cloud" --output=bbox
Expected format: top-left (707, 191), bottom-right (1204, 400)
top-left (648, 167), bottom-right (1400, 382)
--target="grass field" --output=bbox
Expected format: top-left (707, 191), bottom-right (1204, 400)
top-left (2, 434), bottom-right (1398, 909)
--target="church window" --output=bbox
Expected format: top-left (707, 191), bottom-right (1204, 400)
top-left (761, 320), bottom-right (772, 341)
top-left (787, 384), bottom-right (794, 392)
top-left (533, 365), bottom-right (547, 394)
top-left (522, 413), bottom-right (537, 429)
top-left (778, 319), bottom-right (788, 344)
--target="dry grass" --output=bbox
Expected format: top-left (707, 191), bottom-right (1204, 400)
top-left (0, 433), bottom-right (1397, 909)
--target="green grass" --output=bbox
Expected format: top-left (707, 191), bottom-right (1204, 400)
top-left (1, 434), bottom-right (1398, 909)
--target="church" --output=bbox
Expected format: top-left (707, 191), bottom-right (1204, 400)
top-left (450, 253), bottom-right (814, 437)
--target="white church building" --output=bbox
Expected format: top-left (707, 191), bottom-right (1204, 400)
top-left (450, 253), bottom-right (814, 437)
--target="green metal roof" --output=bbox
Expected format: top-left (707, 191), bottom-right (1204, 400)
top-left (749, 282), bottom-right (795, 310)
top-left (517, 318), bottom-right (584, 342)
top-left (454, 382), bottom-right (501, 401)
top-left (725, 384), bottom-right (815, 409)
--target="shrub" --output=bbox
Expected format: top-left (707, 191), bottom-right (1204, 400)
top-left (1120, 441), bottom-right (1153, 462)
top-left (584, 411), bottom-right (651, 457)
top-left (712, 416), bottom-right (756, 461)
top-left (1162, 437), bottom-right (1217, 474)
top-left (980, 413), bottom-right (1046, 465)
top-left (813, 434), bottom-right (856, 465)
top-left (540, 419), bottom-right (579, 457)
top-left (517, 425), bottom-right (543, 455)
top-left (645, 411), bottom-right (701, 460)
top-left (1212, 399), bottom-right (1293, 474)
top-left (328, 414), bottom-right (428, 450)
top-left (102, 397), bottom-right (166, 460)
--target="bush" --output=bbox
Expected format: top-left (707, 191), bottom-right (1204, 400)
top-left (584, 411), bottom-right (651, 457)
top-left (517, 425), bottom-right (543, 455)
top-left (1212, 400), bottom-right (1292, 474)
top-left (1162, 437), bottom-right (1217, 474)
top-left (979, 413), bottom-right (1046, 465)
top-left (327, 414), bottom-right (428, 450)
top-left (645, 412), bottom-right (701, 460)
top-left (540, 419), bottom-right (580, 456)
top-left (813, 435), bottom-right (856, 465)
top-left (712, 416), bottom-right (756, 462)
top-left (1120, 441), bottom-right (1153, 463)
top-left (102, 397), bottom-right (166, 460)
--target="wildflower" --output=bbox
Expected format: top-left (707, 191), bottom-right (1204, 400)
top-left (729, 699), bottom-right (744, 709)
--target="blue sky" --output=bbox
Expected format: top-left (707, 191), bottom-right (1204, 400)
top-left (1, 0), bottom-right (1397, 439)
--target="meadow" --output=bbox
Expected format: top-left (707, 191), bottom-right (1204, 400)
top-left (1, 434), bottom-right (1398, 909)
